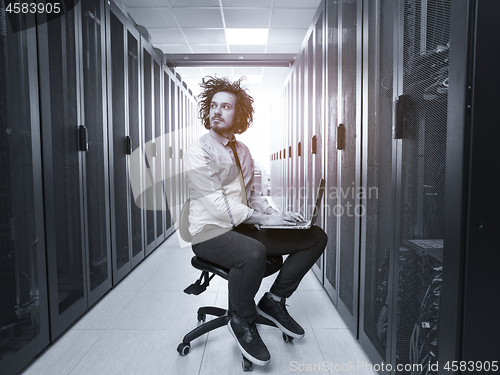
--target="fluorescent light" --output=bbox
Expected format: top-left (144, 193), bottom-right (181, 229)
top-left (225, 28), bottom-right (269, 45)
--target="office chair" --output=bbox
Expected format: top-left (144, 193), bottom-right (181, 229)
top-left (176, 199), bottom-right (294, 371)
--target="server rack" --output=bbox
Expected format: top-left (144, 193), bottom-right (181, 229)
top-left (152, 48), bottom-right (165, 248)
top-left (311, 5), bottom-right (326, 283)
top-left (80, 0), bottom-right (113, 307)
top-left (107, 1), bottom-right (137, 284)
top-left (127, 19), bottom-right (146, 269)
top-left (162, 68), bottom-right (174, 238)
top-left (141, 36), bottom-right (156, 255)
top-left (359, 0), bottom-right (396, 366)
top-left (324, 0), bottom-right (340, 308)
top-left (141, 36), bottom-right (165, 255)
top-left (0, 11), bottom-right (50, 375)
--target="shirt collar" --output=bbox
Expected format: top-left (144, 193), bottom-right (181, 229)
top-left (209, 128), bottom-right (235, 146)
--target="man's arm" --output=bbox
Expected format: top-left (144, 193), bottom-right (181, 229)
top-left (185, 145), bottom-right (252, 227)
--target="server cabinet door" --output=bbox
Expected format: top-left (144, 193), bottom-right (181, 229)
top-left (163, 72), bottom-right (173, 237)
top-left (335, 0), bottom-right (361, 331)
top-left (170, 79), bottom-right (178, 224)
top-left (153, 58), bottom-right (165, 247)
top-left (106, 3), bottom-right (132, 284)
top-left (81, 0), bottom-right (112, 307)
top-left (312, 5), bottom-right (325, 282)
top-left (180, 91), bottom-right (186, 211)
top-left (142, 45), bottom-right (156, 254)
top-left (305, 28), bottom-right (314, 223)
top-left (0, 11), bottom-right (50, 375)
top-left (127, 23), bottom-right (145, 268)
top-left (297, 54), bottom-right (306, 214)
top-left (37, 2), bottom-right (87, 339)
top-left (393, 0), bottom-right (451, 371)
top-left (324, 0), bottom-right (339, 306)
top-left (359, 0), bottom-right (396, 365)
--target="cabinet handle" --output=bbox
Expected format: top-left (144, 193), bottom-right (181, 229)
top-left (393, 95), bottom-right (408, 139)
top-left (337, 123), bottom-right (345, 150)
top-left (298, 141), bottom-right (302, 157)
top-left (312, 135), bottom-right (317, 154)
top-left (79, 125), bottom-right (88, 152)
top-left (125, 136), bottom-right (132, 155)
top-left (289, 146), bottom-right (292, 158)
top-left (152, 142), bottom-right (157, 157)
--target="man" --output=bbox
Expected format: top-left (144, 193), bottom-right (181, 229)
top-left (184, 76), bottom-right (327, 366)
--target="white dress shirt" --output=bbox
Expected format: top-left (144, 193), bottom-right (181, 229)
top-left (185, 129), bottom-right (271, 237)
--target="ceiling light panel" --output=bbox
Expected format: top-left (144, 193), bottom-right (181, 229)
top-left (225, 28), bottom-right (268, 45)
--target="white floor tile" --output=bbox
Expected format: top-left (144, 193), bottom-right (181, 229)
top-left (68, 329), bottom-right (205, 375)
top-left (20, 330), bottom-right (105, 375)
top-left (72, 290), bottom-right (138, 330)
top-left (297, 291), bottom-right (348, 329)
top-left (108, 290), bottom-right (218, 330)
top-left (313, 328), bottom-right (379, 375)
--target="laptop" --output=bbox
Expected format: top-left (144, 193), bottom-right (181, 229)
top-left (260, 179), bottom-right (325, 230)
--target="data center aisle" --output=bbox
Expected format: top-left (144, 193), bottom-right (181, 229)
top-left (20, 233), bottom-right (377, 375)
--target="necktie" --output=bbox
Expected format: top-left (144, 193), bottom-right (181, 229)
top-left (227, 140), bottom-right (248, 206)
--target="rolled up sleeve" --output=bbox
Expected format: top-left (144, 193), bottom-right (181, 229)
top-left (185, 144), bottom-right (252, 234)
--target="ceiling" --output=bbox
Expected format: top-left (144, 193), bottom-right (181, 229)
top-left (115, 0), bottom-right (322, 99)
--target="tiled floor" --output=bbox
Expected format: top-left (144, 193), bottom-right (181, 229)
top-left (21, 233), bottom-right (377, 375)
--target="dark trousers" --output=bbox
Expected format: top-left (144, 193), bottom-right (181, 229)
top-left (192, 224), bottom-right (328, 323)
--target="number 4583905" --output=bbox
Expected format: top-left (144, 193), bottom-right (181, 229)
top-left (6, 2), bottom-right (61, 14)
top-left (444, 361), bottom-right (498, 372)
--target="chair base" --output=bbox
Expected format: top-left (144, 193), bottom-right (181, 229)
top-left (180, 306), bottom-right (280, 346)
top-left (177, 304), bottom-right (295, 372)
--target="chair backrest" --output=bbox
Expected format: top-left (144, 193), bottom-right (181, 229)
top-left (179, 199), bottom-right (192, 243)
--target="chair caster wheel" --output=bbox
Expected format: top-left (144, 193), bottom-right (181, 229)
top-left (177, 342), bottom-right (190, 356)
top-left (242, 356), bottom-right (252, 371)
top-left (283, 333), bottom-right (294, 343)
top-left (197, 313), bottom-right (206, 322)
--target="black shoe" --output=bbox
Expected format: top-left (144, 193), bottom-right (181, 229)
top-left (227, 315), bottom-right (271, 366)
top-left (256, 293), bottom-right (305, 338)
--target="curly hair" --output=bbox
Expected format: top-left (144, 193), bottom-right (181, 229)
top-left (197, 76), bottom-right (254, 135)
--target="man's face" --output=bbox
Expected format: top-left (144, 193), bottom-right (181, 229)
top-left (210, 91), bottom-right (236, 139)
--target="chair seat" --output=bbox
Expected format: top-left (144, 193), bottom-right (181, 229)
top-left (191, 255), bottom-right (283, 280)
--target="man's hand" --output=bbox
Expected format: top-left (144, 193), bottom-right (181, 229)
top-left (265, 211), bottom-right (305, 226)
